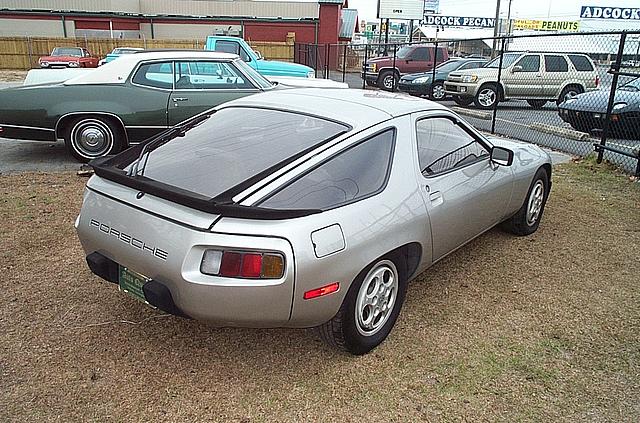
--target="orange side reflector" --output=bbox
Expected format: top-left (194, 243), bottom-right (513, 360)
top-left (303, 282), bottom-right (340, 300)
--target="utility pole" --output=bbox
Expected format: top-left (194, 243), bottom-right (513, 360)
top-left (491, 0), bottom-right (501, 57)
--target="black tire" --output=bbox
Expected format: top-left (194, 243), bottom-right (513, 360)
top-left (453, 96), bottom-right (474, 106)
top-left (502, 168), bottom-right (550, 236)
top-left (365, 80), bottom-right (376, 87)
top-left (527, 100), bottom-right (547, 109)
top-left (377, 70), bottom-right (398, 91)
top-left (557, 85), bottom-right (583, 106)
top-left (474, 83), bottom-right (499, 110)
top-left (429, 81), bottom-right (446, 101)
top-left (63, 116), bottom-right (125, 162)
top-left (569, 121), bottom-right (592, 133)
top-left (318, 253), bottom-right (408, 355)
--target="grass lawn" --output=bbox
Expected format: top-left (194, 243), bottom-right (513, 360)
top-left (1, 159), bottom-right (638, 422)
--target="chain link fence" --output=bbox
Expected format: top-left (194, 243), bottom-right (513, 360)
top-left (295, 31), bottom-right (640, 176)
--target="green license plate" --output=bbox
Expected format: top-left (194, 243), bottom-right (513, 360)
top-left (118, 265), bottom-right (150, 304)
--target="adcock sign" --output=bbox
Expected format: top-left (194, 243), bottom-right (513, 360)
top-left (580, 6), bottom-right (640, 20)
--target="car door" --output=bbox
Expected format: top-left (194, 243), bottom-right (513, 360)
top-left (405, 47), bottom-right (430, 73)
top-left (543, 54), bottom-right (570, 98)
top-left (505, 54), bottom-right (543, 98)
top-left (168, 60), bottom-right (262, 126)
top-left (413, 114), bottom-right (513, 261)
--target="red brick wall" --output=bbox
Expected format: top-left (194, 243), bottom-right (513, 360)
top-left (244, 21), bottom-right (316, 43)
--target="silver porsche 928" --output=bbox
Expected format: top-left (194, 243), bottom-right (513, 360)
top-left (75, 88), bottom-right (552, 355)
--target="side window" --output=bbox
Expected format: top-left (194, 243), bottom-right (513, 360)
top-left (412, 47), bottom-right (429, 61)
top-left (568, 54), bottom-right (594, 71)
top-left (416, 118), bottom-right (488, 175)
top-left (239, 48), bottom-right (251, 62)
top-left (215, 40), bottom-right (240, 55)
top-left (173, 61), bottom-right (254, 90)
top-left (131, 61), bottom-right (174, 89)
top-left (259, 129), bottom-right (395, 210)
top-left (545, 55), bottom-right (568, 72)
top-left (514, 55), bottom-right (540, 72)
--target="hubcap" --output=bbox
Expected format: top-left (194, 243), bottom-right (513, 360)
top-left (355, 260), bottom-right (398, 337)
top-left (478, 88), bottom-right (496, 107)
top-left (71, 119), bottom-right (113, 158)
top-left (564, 90), bottom-right (578, 101)
top-left (526, 180), bottom-right (545, 226)
top-left (432, 84), bottom-right (445, 100)
top-left (383, 75), bottom-right (395, 90)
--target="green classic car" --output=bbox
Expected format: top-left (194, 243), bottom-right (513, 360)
top-left (0, 51), bottom-right (277, 161)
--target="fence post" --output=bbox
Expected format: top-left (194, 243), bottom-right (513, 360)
top-left (362, 44), bottom-right (368, 90)
top-left (491, 36), bottom-right (506, 134)
top-left (391, 44), bottom-right (397, 92)
top-left (431, 40), bottom-right (438, 98)
top-left (26, 36), bottom-right (33, 69)
top-left (325, 43), bottom-right (330, 79)
top-left (597, 32), bottom-right (627, 164)
top-left (314, 43), bottom-right (319, 78)
top-left (342, 43), bottom-right (347, 83)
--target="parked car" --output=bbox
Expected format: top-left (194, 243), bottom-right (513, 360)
top-left (558, 77), bottom-right (640, 137)
top-left (362, 44), bottom-right (450, 91)
top-left (205, 36), bottom-right (314, 78)
top-left (0, 51), bottom-right (344, 162)
top-left (398, 58), bottom-right (487, 100)
top-left (39, 47), bottom-right (99, 68)
top-left (76, 88), bottom-right (552, 355)
top-left (98, 47), bottom-right (143, 66)
top-left (444, 52), bottom-right (600, 109)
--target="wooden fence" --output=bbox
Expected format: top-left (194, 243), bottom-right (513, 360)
top-left (0, 36), bottom-right (294, 70)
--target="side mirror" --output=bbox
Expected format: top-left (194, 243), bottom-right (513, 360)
top-left (491, 146), bottom-right (514, 166)
top-left (511, 65), bottom-right (523, 73)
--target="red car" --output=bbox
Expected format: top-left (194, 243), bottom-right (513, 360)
top-left (362, 44), bottom-right (449, 91)
top-left (39, 47), bottom-right (99, 68)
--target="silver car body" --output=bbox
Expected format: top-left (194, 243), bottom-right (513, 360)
top-left (76, 89), bottom-right (551, 327)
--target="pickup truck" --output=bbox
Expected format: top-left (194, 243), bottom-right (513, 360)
top-left (205, 36), bottom-right (314, 78)
top-left (362, 44), bottom-right (449, 91)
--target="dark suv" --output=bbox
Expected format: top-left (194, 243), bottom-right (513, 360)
top-left (362, 44), bottom-right (449, 91)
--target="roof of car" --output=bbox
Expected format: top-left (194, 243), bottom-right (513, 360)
top-left (64, 50), bottom-right (239, 85)
top-left (219, 88), bottom-right (448, 128)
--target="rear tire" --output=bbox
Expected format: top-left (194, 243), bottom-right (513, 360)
top-left (502, 168), bottom-right (549, 236)
top-left (63, 116), bottom-right (124, 162)
top-left (318, 254), bottom-right (408, 355)
top-left (557, 85), bottom-right (583, 106)
top-left (527, 100), bottom-right (547, 109)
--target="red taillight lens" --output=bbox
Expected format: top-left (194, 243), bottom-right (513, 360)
top-left (219, 252), bottom-right (242, 277)
top-left (595, 75), bottom-right (600, 87)
top-left (304, 282), bottom-right (340, 300)
top-left (240, 253), bottom-right (262, 278)
top-left (201, 250), bottom-right (284, 279)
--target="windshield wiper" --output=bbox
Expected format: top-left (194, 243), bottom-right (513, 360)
top-left (128, 112), bottom-right (213, 177)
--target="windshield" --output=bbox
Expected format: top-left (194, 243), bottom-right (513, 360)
top-left (485, 53), bottom-right (521, 69)
top-left (396, 46), bottom-right (413, 59)
top-left (234, 59), bottom-right (273, 89)
top-left (619, 77), bottom-right (640, 91)
top-left (52, 47), bottom-right (82, 57)
top-left (435, 60), bottom-right (465, 72)
top-left (126, 108), bottom-right (349, 199)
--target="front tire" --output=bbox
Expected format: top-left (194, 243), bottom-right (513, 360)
top-left (430, 82), bottom-right (446, 100)
top-left (527, 100), bottom-right (547, 109)
top-left (378, 70), bottom-right (398, 91)
top-left (318, 255), bottom-right (408, 355)
top-left (502, 168), bottom-right (549, 236)
top-left (453, 96), bottom-right (474, 106)
top-left (64, 117), bottom-right (124, 162)
top-left (474, 84), bottom-right (499, 110)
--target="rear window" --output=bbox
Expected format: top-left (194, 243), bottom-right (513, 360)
top-left (568, 54), bottom-right (594, 71)
top-left (136, 108), bottom-right (349, 199)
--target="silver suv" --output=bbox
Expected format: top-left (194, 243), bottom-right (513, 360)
top-left (444, 52), bottom-right (600, 109)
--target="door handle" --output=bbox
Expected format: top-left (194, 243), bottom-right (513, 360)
top-left (536, 74), bottom-right (542, 78)
top-left (172, 97), bottom-right (189, 102)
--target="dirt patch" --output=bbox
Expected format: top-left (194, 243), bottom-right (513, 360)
top-left (1, 164), bottom-right (639, 422)
top-left (0, 70), bottom-right (27, 82)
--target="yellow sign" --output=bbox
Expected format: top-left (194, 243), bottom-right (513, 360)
top-left (514, 19), bottom-right (580, 31)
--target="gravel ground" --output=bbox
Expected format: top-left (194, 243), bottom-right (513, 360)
top-left (0, 160), bottom-right (638, 422)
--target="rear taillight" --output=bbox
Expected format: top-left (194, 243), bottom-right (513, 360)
top-left (595, 75), bottom-right (600, 87)
top-left (200, 249), bottom-right (284, 279)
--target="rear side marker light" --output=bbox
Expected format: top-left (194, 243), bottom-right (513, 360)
top-left (304, 282), bottom-right (340, 300)
top-left (200, 249), bottom-right (284, 279)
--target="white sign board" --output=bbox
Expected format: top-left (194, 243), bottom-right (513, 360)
top-left (424, 0), bottom-right (439, 14)
top-left (378, 0), bottom-right (425, 20)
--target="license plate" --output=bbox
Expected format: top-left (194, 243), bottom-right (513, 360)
top-left (119, 265), bottom-right (150, 304)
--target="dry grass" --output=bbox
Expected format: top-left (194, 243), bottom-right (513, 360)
top-left (1, 162), bottom-right (639, 422)
top-left (0, 70), bottom-right (27, 82)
